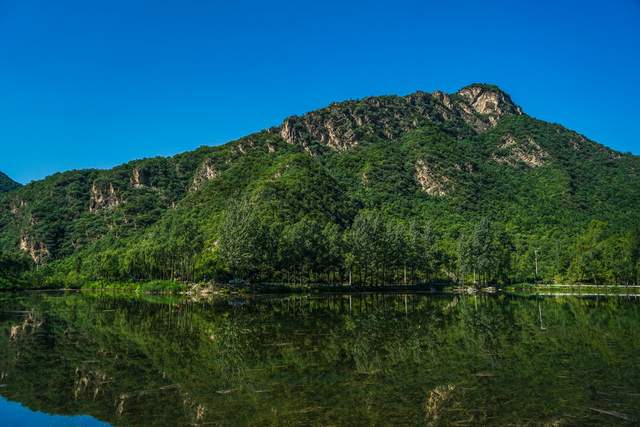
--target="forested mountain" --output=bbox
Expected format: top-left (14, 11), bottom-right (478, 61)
top-left (1, 84), bottom-right (639, 288)
top-left (0, 172), bottom-right (20, 193)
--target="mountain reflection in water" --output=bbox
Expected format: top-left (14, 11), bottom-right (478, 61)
top-left (1, 291), bottom-right (639, 426)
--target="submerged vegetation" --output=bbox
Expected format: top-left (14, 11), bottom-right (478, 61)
top-left (1, 85), bottom-right (640, 289)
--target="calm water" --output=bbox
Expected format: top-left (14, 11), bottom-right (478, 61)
top-left (1, 291), bottom-right (639, 426)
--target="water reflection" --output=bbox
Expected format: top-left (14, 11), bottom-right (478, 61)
top-left (1, 292), bottom-right (639, 426)
top-left (0, 396), bottom-right (108, 426)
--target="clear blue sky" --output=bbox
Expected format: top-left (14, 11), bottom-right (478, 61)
top-left (1, 0), bottom-right (639, 184)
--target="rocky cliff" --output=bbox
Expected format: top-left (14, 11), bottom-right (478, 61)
top-left (277, 84), bottom-right (522, 152)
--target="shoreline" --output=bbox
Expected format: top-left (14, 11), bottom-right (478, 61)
top-left (3, 282), bottom-right (640, 299)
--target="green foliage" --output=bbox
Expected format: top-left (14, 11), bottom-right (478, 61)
top-left (567, 222), bottom-right (640, 285)
top-left (0, 171), bottom-right (20, 193)
top-left (0, 251), bottom-right (32, 288)
top-left (458, 218), bottom-right (513, 285)
top-left (2, 293), bottom-right (640, 425)
top-left (81, 279), bottom-right (185, 293)
top-left (217, 199), bottom-right (262, 280)
top-left (1, 88), bottom-right (640, 287)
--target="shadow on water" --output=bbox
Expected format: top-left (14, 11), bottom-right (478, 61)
top-left (1, 291), bottom-right (639, 426)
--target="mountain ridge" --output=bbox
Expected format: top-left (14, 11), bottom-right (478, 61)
top-left (275, 84), bottom-right (523, 153)
top-left (1, 83), bottom-right (639, 288)
top-left (0, 84), bottom-right (606, 185)
top-left (0, 171), bottom-right (20, 193)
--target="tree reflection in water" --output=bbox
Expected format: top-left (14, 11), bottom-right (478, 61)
top-left (1, 292), bottom-right (639, 426)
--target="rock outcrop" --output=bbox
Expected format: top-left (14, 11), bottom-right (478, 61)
top-left (9, 199), bottom-right (26, 216)
top-left (19, 236), bottom-right (49, 264)
top-left (130, 167), bottom-right (150, 188)
top-left (89, 182), bottom-right (121, 212)
top-left (191, 159), bottom-right (219, 191)
top-left (457, 85), bottom-right (522, 126)
top-left (415, 160), bottom-right (450, 196)
top-left (492, 135), bottom-right (549, 168)
top-left (278, 84), bottom-right (522, 151)
top-left (233, 138), bottom-right (257, 156)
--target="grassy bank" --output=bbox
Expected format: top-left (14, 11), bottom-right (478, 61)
top-left (81, 280), bottom-right (187, 294)
top-left (506, 283), bottom-right (640, 297)
top-left (8, 279), bottom-right (640, 297)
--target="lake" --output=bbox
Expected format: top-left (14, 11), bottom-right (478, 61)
top-left (1, 291), bottom-right (639, 426)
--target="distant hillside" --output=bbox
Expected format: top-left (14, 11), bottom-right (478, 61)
top-left (1, 84), bottom-right (639, 288)
top-left (0, 172), bottom-right (20, 193)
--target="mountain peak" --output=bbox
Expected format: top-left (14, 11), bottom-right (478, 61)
top-left (456, 83), bottom-right (522, 118)
top-left (278, 85), bottom-right (523, 152)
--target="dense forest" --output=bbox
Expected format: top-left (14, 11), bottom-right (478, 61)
top-left (0, 172), bottom-right (20, 193)
top-left (1, 84), bottom-right (639, 288)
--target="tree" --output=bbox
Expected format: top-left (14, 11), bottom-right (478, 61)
top-left (600, 228), bottom-right (640, 286)
top-left (218, 199), bottom-right (260, 281)
top-left (282, 217), bottom-right (324, 283)
top-left (627, 228), bottom-right (640, 285)
top-left (387, 220), bottom-right (409, 284)
top-left (413, 221), bottom-right (439, 283)
top-left (457, 218), bottom-right (512, 286)
top-left (346, 210), bottom-right (387, 285)
top-left (493, 227), bottom-right (513, 284)
top-left (567, 221), bottom-right (607, 285)
top-left (473, 218), bottom-right (494, 285)
top-left (458, 232), bottom-right (475, 285)
top-left (320, 222), bottom-right (345, 284)
top-left (0, 251), bottom-right (32, 284)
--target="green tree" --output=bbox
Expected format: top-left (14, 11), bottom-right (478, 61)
top-left (282, 218), bottom-right (325, 283)
top-left (346, 210), bottom-right (392, 285)
top-left (568, 221), bottom-right (607, 285)
top-left (218, 199), bottom-right (260, 281)
top-left (458, 218), bottom-right (512, 286)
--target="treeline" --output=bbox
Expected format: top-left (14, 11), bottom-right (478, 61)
top-left (9, 200), bottom-right (635, 289)
top-left (215, 204), bottom-right (640, 287)
top-left (217, 203), bottom-right (444, 286)
top-left (0, 252), bottom-right (32, 288)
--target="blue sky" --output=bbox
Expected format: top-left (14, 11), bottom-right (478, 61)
top-left (1, 0), bottom-right (639, 184)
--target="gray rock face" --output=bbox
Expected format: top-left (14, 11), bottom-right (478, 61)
top-left (19, 236), bottom-right (49, 264)
top-left (457, 85), bottom-right (522, 124)
top-left (492, 135), bottom-right (549, 168)
top-left (191, 158), bottom-right (220, 191)
top-left (415, 160), bottom-right (450, 196)
top-left (278, 84), bottom-right (522, 151)
top-left (130, 167), bottom-right (150, 189)
top-left (89, 182), bottom-right (121, 212)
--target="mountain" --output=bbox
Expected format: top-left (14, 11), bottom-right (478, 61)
top-left (0, 171), bottom-right (20, 193)
top-left (1, 84), bottom-right (639, 287)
